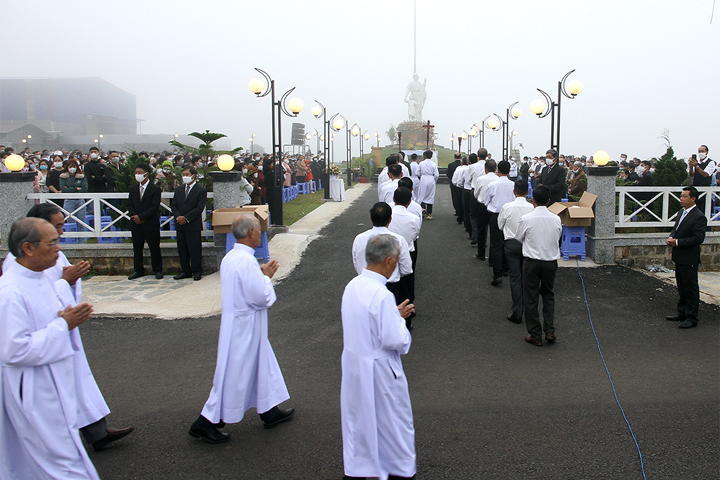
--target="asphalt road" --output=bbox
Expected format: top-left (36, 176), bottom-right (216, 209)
top-left (82, 184), bottom-right (719, 479)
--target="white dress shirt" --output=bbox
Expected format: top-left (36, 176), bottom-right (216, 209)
top-left (352, 226), bottom-right (413, 282)
top-left (515, 206), bottom-right (562, 261)
top-left (380, 179), bottom-right (400, 204)
top-left (484, 176), bottom-right (515, 213)
top-left (388, 205), bottom-right (421, 252)
top-left (498, 196), bottom-right (534, 240)
top-left (453, 165), bottom-right (468, 188)
top-left (474, 172), bottom-right (497, 202)
top-left (378, 165), bottom-right (410, 200)
top-left (389, 200), bottom-right (423, 229)
top-left (464, 163), bottom-right (482, 190)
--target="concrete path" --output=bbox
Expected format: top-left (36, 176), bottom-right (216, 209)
top-left (82, 183), bottom-right (373, 319)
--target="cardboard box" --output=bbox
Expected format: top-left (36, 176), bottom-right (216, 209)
top-left (547, 191), bottom-right (597, 227)
top-left (211, 206), bottom-right (270, 233)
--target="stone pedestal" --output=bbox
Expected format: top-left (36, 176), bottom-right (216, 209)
top-left (586, 166), bottom-right (616, 264)
top-left (0, 172), bottom-right (37, 250)
top-left (208, 171), bottom-right (243, 269)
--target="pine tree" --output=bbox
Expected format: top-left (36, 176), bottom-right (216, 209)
top-left (652, 147), bottom-right (688, 186)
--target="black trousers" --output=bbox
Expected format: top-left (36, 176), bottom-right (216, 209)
top-left (469, 195), bottom-right (480, 241)
top-left (523, 258), bottom-right (558, 340)
top-left (675, 262), bottom-right (700, 323)
top-left (132, 228), bottom-right (162, 273)
top-left (488, 213), bottom-right (507, 278)
top-left (451, 184), bottom-right (463, 220)
top-left (387, 278), bottom-right (413, 329)
top-left (462, 189), bottom-right (473, 234)
top-left (80, 417), bottom-right (107, 444)
top-left (177, 229), bottom-right (203, 275)
top-left (505, 239), bottom-right (524, 319)
top-left (477, 202), bottom-right (490, 259)
top-left (421, 202), bottom-right (433, 215)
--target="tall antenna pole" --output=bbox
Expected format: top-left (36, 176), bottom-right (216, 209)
top-left (413, 0), bottom-right (417, 74)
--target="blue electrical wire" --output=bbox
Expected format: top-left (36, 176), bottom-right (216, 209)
top-left (576, 258), bottom-right (647, 479)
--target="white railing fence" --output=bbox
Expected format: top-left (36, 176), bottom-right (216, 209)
top-left (616, 186), bottom-right (719, 229)
top-left (26, 192), bottom-right (215, 240)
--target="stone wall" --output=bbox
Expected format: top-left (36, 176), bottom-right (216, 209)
top-left (614, 241), bottom-right (720, 271)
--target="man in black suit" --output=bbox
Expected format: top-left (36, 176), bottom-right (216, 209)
top-left (172, 166), bottom-right (207, 281)
top-left (666, 186), bottom-right (707, 329)
top-left (539, 149), bottom-right (567, 205)
top-left (446, 152), bottom-right (462, 219)
top-left (127, 163), bottom-right (163, 280)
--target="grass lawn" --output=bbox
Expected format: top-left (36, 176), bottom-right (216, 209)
top-left (282, 189), bottom-right (325, 226)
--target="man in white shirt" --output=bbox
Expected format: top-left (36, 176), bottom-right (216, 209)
top-left (380, 164), bottom-right (403, 204)
top-left (395, 177), bottom-right (424, 227)
top-left (464, 153), bottom-right (483, 244)
top-left (352, 203), bottom-right (413, 316)
top-left (688, 144), bottom-right (715, 215)
top-left (341, 234), bottom-right (415, 480)
top-left (473, 158), bottom-right (497, 261)
top-left (498, 180), bottom-right (534, 323)
top-left (484, 160), bottom-right (516, 285)
top-left (514, 185), bottom-right (562, 346)
top-left (378, 154), bottom-right (409, 201)
top-left (388, 188), bottom-right (422, 330)
top-left (452, 157), bottom-right (468, 226)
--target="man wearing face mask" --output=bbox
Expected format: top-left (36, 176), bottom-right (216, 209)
top-left (688, 145), bottom-right (715, 215)
top-left (568, 161), bottom-right (587, 198)
top-left (127, 164), bottom-right (163, 280)
top-left (83, 146), bottom-right (108, 193)
top-left (171, 166), bottom-right (207, 281)
top-left (538, 149), bottom-right (566, 205)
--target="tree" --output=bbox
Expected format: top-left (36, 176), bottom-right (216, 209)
top-left (386, 124), bottom-right (398, 144)
top-left (169, 130), bottom-right (242, 157)
top-left (653, 146), bottom-right (688, 187)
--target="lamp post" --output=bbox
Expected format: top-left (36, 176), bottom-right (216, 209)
top-left (311, 102), bottom-right (333, 200)
top-left (487, 102), bottom-right (521, 160)
top-left (530, 69), bottom-right (583, 155)
top-left (329, 113), bottom-right (351, 187)
top-left (249, 132), bottom-right (256, 154)
top-left (352, 124), bottom-right (362, 176)
top-left (95, 134), bottom-right (103, 150)
top-left (462, 130), bottom-right (469, 154)
top-left (249, 68), bottom-right (304, 226)
top-left (468, 126), bottom-right (478, 153)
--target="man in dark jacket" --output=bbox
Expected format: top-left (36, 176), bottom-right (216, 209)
top-left (83, 146), bottom-right (108, 193)
top-left (171, 166), bottom-right (208, 281)
top-left (127, 164), bottom-right (163, 280)
top-left (666, 186), bottom-right (707, 329)
top-left (446, 152), bottom-right (462, 219)
top-left (539, 149), bottom-right (566, 205)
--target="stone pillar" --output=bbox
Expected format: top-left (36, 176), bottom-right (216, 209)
top-left (0, 172), bottom-right (37, 250)
top-left (208, 171), bottom-right (243, 269)
top-left (586, 166), bottom-right (617, 264)
top-left (371, 146), bottom-right (383, 177)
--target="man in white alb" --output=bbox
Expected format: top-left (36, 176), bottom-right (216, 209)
top-left (190, 214), bottom-right (294, 443)
top-left (414, 150), bottom-right (439, 219)
top-left (341, 234), bottom-right (416, 480)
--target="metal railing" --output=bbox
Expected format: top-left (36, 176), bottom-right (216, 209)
top-left (26, 192), bottom-right (215, 239)
top-left (616, 186), bottom-right (719, 229)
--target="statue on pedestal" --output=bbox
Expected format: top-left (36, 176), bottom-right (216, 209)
top-left (404, 74), bottom-right (427, 121)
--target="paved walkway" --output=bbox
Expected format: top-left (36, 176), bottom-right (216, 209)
top-left (83, 183), bottom-right (373, 319)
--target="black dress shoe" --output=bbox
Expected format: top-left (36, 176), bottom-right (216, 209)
top-left (507, 314), bottom-right (522, 324)
top-left (155, 271), bottom-right (163, 279)
top-left (545, 332), bottom-right (557, 342)
top-left (470, 239), bottom-right (478, 245)
top-left (490, 278), bottom-right (502, 286)
top-left (174, 272), bottom-right (192, 280)
top-left (678, 320), bottom-right (697, 329)
top-left (189, 418), bottom-right (230, 444)
top-left (525, 335), bottom-right (543, 346)
top-left (475, 255), bottom-right (486, 261)
top-left (193, 274), bottom-right (202, 281)
top-left (502, 271), bottom-right (509, 277)
top-left (666, 314), bottom-right (685, 321)
top-left (259, 406), bottom-right (295, 429)
top-left (92, 426), bottom-right (134, 452)
top-left (127, 271), bottom-right (145, 280)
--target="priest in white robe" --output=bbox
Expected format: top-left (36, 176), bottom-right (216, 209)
top-left (0, 218), bottom-right (99, 480)
top-left (190, 214), bottom-right (294, 444)
top-left (341, 234), bottom-right (416, 480)
top-left (2, 203), bottom-right (133, 452)
top-left (414, 150), bottom-right (439, 219)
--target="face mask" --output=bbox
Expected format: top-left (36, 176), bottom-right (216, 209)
top-left (182, 176), bottom-right (193, 184)
top-left (90, 153), bottom-right (98, 159)
top-left (698, 152), bottom-right (707, 161)
top-left (636, 166), bottom-right (645, 175)
top-left (54, 161), bottom-right (63, 168)
top-left (68, 167), bottom-right (77, 174)
top-left (546, 158), bottom-right (554, 165)
top-left (163, 168), bottom-right (171, 173)
top-left (111, 157), bottom-right (120, 163)
top-left (198, 162), bottom-right (205, 168)
top-left (40, 165), bottom-right (48, 170)
top-left (135, 173), bottom-right (146, 182)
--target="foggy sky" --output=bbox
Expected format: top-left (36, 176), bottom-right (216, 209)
top-left (2, 0), bottom-right (718, 161)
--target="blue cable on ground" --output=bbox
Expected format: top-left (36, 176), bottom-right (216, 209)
top-left (575, 258), bottom-right (647, 479)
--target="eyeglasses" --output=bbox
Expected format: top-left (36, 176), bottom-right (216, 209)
top-left (33, 238), bottom-right (60, 247)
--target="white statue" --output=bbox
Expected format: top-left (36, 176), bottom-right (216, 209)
top-left (404, 74), bottom-right (427, 121)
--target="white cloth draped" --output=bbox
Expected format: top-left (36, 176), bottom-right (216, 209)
top-left (414, 159), bottom-right (439, 205)
top-left (201, 243), bottom-right (289, 423)
top-left (0, 262), bottom-right (100, 480)
top-left (341, 269), bottom-right (415, 480)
